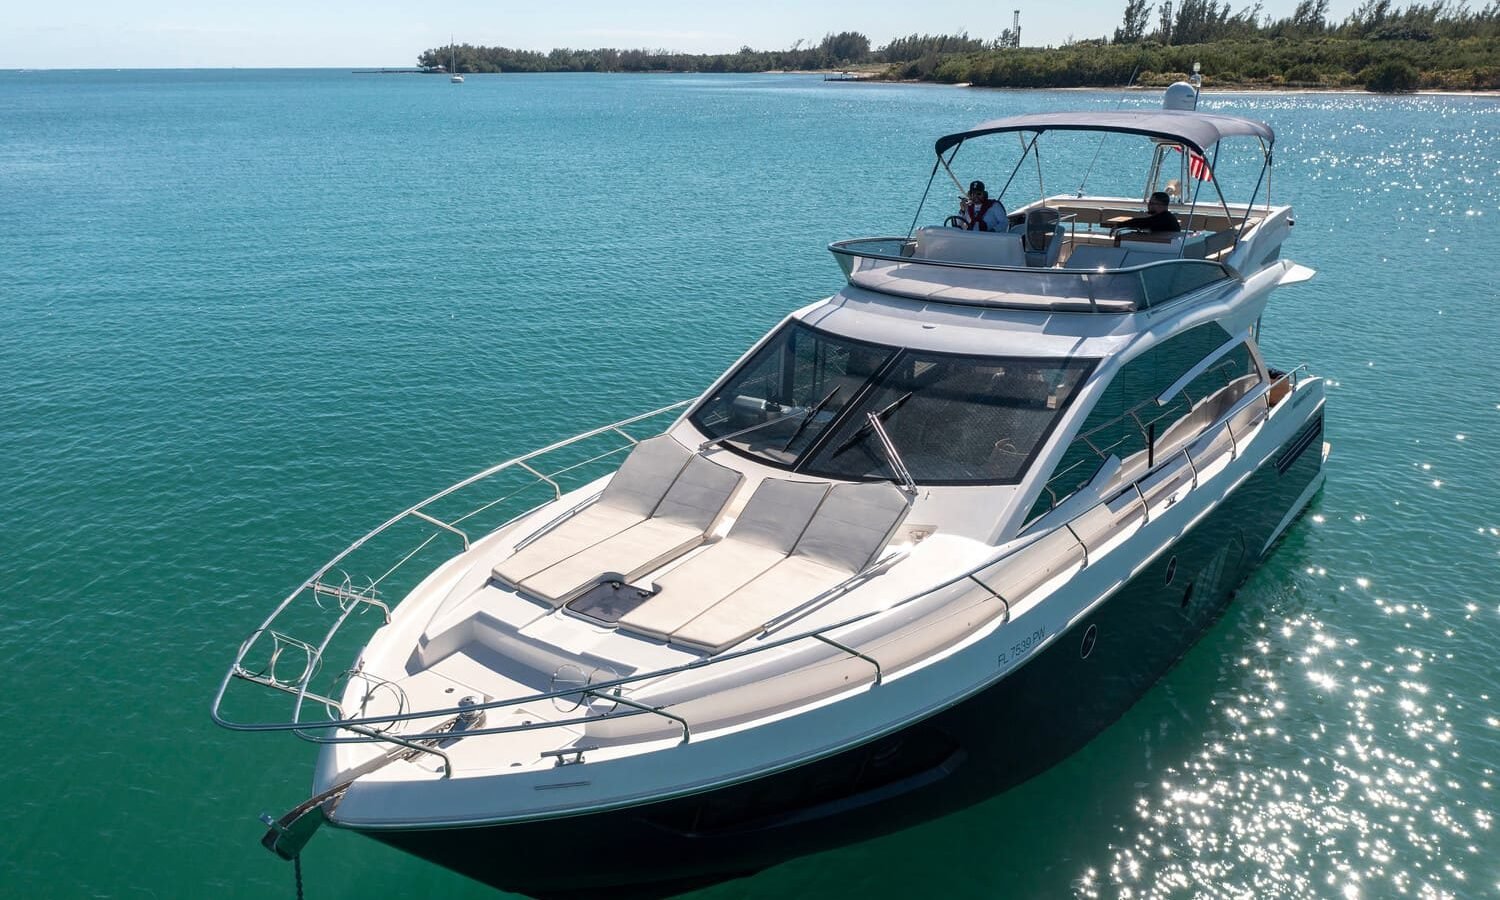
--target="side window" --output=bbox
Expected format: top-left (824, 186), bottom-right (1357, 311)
top-left (1027, 324), bottom-right (1250, 523)
top-left (1153, 343), bottom-right (1261, 445)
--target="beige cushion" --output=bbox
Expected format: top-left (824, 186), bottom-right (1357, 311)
top-left (656, 480), bottom-right (908, 653)
top-left (651, 454), bottom-right (744, 531)
top-left (912, 227), bottom-right (1027, 268)
top-left (792, 481), bottom-right (910, 573)
top-left (619, 540), bottom-right (787, 639)
top-left (514, 453), bottom-right (743, 605)
top-left (520, 518), bottom-right (707, 605)
top-left (730, 478), bottom-right (829, 552)
top-left (597, 435), bottom-right (693, 517)
top-left (669, 555), bottom-right (850, 652)
top-left (1063, 245), bottom-right (1128, 270)
top-left (492, 503), bottom-right (643, 586)
top-left (615, 478), bottom-right (827, 640)
top-left (491, 435), bottom-right (691, 586)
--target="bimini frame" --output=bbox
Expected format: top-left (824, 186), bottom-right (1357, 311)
top-left (911, 108), bottom-right (1276, 256)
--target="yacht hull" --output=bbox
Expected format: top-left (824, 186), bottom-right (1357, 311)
top-left (353, 410), bottom-right (1325, 898)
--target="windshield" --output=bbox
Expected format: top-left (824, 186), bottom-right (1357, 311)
top-left (690, 322), bottom-right (896, 465)
top-left (691, 321), bottom-right (1095, 485)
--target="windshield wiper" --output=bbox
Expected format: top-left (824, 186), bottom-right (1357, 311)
top-left (778, 386), bottom-right (841, 453)
top-left (828, 391), bottom-right (914, 458)
top-left (699, 400), bottom-right (816, 452)
top-left (866, 411), bottom-right (917, 495)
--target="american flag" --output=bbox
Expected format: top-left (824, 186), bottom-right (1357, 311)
top-left (1174, 144), bottom-right (1213, 181)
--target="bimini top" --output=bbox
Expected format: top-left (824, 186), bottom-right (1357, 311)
top-left (934, 109), bottom-right (1275, 157)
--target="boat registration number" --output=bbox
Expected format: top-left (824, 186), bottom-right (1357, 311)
top-left (997, 626), bottom-right (1047, 667)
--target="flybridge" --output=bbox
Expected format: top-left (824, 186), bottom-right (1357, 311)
top-left (828, 96), bottom-right (1285, 312)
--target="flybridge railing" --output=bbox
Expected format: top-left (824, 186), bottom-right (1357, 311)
top-left (828, 237), bottom-right (1237, 311)
top-left (212, 375), bottom-right (1311, 774)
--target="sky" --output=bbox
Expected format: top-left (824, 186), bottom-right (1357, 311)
top-left (4, 1), bottom-right (1365, 69)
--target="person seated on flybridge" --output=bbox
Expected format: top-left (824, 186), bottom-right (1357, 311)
top-left (1115, 191), bottom-right (1181, 233)
top-left (958, 180), bottom-right (1008, 232)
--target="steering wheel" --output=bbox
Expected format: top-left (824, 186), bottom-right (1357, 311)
top-left (944, 215), bottom-right (966, 229)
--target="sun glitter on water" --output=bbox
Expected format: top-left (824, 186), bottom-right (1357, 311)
top-left (1078, 558), bottom-right (1492, 900)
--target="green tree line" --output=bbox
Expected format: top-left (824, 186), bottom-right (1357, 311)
top-left (420, 30), bottom-right (1017, 75)
top-left (418, 32), bottom-right (877, 74)
top-left (420, 2), bottom-right (1499, 91)
top-left (903, 0), bottom-right (1499, 91)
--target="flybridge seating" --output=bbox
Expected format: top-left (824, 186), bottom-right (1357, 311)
top-left (490, 434), bottom-right (912, 653)
top-left (1049, 198), bottom-right (1261, 234)
top-left (828, 200), bottom-right (1251, 312)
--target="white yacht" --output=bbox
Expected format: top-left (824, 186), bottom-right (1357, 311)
top-left (215, 84), bottom-right (1326, 898)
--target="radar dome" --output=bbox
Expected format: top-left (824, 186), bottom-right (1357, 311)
top-left (1163, 81), bottom-right (1198, 111)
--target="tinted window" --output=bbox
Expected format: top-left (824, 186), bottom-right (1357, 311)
top-left (1153, 343), bottom-right (1260, 437)
top-left (803, 352), bottom-right (1095, 485)
top-left (690, 322), bottom-right (1095, 486)
top-left (1028, 323), bottom-right (1259, 521)
top-left (690, 322), bottom-right (895, 466)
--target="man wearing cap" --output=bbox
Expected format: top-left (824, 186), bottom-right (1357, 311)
top-left (960, 180), bottom-right (1008, 232)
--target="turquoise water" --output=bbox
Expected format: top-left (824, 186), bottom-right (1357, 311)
top-left (2, 70), bottom-right (1497, 898)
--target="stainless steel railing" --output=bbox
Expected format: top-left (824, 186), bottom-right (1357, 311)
top-left (212, 401), bottom-right (693, 734)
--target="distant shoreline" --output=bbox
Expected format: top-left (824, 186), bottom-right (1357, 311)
top-left (942, 81), bottom-right (1500, 97)
top-left (423, 25), bottom-right (1500, 94)
top-left (10, 67), bottom-right (1497, 95)
top-left (354, 66), bottom-right (1500, 95)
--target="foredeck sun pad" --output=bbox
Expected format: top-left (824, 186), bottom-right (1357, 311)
top-left (617, 478), bottom-right (830, 639)
top-left (597, 435), bottom-right (694, 517)
top-left (791, 481), bottom-right (911, 573)
top-left (520, 455), bottom-right (744, 605)
top-left (491, 435), bottom-right (692, 586)
top-left (491, 504), bottom-right (644, 587)
top-left (667, 481), bottom-right (912, 653)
